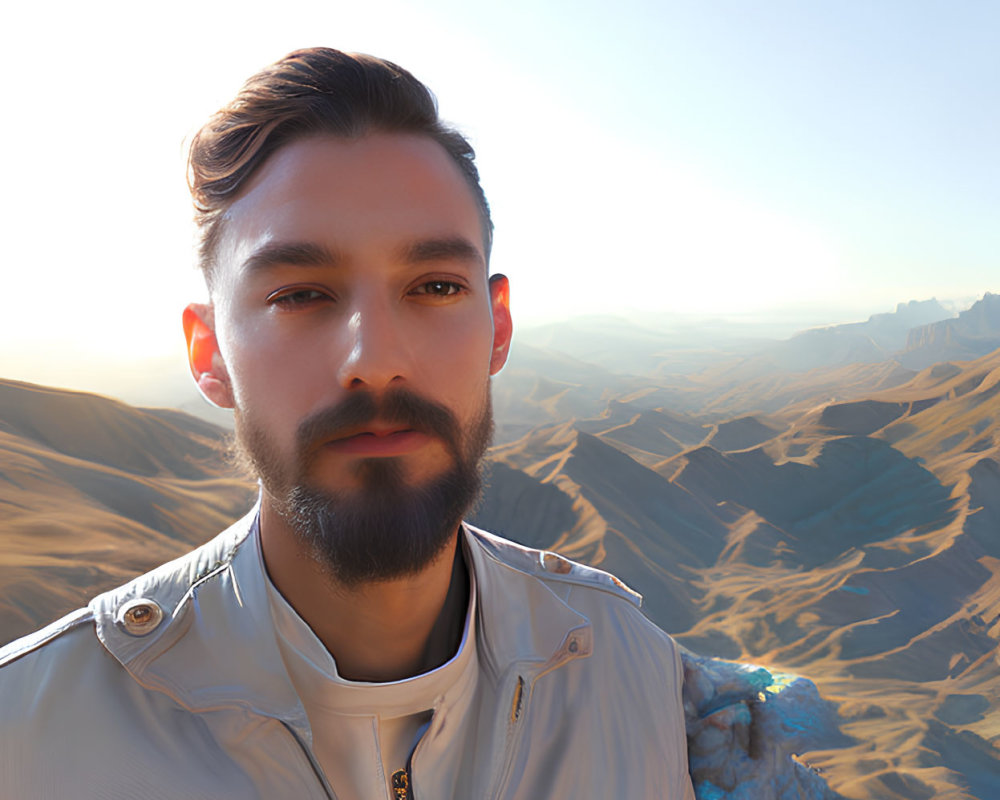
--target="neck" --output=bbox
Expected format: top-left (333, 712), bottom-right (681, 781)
top-left (259, 499), bottom-right (469, 682)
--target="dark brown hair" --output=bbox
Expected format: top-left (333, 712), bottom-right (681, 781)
top-left (188, 48), bottom-right (492, 286)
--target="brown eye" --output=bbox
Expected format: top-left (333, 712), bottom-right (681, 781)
top-left (414, 281), bottom-right (462, 296)
top-left (267, 287), bottom-right (331, 309)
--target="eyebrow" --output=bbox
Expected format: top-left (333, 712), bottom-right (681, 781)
top-left (239, 235), bottom-right (485, 277)
top-left (240, 242), bottom-right (339, 276)
top-left (397, 236), bottom-right (485, 268)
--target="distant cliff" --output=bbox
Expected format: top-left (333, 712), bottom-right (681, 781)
top-left (902, 293), bottom-right (1000, 368)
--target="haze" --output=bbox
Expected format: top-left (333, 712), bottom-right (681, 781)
top-left (1, 0), bottom-right (996, 399)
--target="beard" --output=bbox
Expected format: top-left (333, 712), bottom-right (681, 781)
top-left (234, 387), bottom-right (493, 586)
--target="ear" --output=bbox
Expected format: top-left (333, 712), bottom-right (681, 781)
top-left (182, 303), bottom-right (234, 409)
top-left (488, 274), bottom-right (513, 375)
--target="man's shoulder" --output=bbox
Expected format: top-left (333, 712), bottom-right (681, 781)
top-left (88, 504), bottom-right (258, 621)
top-left (0, 606), bottom-right (117, 747)
top-left (464, 522), bottom-right (644, 608)
top-left (464, 523), bottom-right (683, 694)
top-left (0, 606), bottom-right (94, 671)
top-left (1, 504), bottom-right (259, 673)
top-left (0, 588), bottom-right (262, 799)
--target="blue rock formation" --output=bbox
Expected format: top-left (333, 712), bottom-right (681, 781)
top-left (682, 650), bottom-right (851, 799)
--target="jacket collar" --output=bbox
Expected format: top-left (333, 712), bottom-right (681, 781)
top-left (91, 506), bottom-right (592, 732)
top-left (462, 523), bottom-right (593, 683)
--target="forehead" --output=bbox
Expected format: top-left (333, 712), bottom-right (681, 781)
top-left (215, 133), bottom-right (486, 282)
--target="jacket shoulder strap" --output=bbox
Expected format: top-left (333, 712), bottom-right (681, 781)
top-left (0, 607), bottom-right (93, 669)
top-left (464, 523), bottom-right (643, 607)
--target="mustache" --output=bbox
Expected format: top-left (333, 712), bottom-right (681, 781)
top-left (295, 389), bottom-right (462, 461)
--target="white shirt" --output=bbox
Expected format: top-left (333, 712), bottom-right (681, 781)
top-left (266, 560), bottom-right (479, 800)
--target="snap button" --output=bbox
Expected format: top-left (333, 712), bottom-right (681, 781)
top-left (568, 638), bottom-right (579, 654)
top-left (541, 551), bottom-right (573, 575)
top-left (116, 598), bottom-right (164, 636)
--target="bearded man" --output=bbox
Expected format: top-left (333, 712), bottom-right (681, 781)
top-left (0, 48), bottom-right (695, 799)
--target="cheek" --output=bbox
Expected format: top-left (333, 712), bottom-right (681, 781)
top-left (219, 316), bottom-right (322, 418)
top-left (422, 302), bottom-right (495, 367)
top-left (420, 323), bottom-right (493, 401)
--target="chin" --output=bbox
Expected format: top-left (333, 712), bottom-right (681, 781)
top-left (279, 457), bottom-right (482, 586)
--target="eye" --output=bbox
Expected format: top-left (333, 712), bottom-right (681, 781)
top-left (411, 280), bottom-right (465, 298)
top-left (266, 286), bottom-right (333, 310)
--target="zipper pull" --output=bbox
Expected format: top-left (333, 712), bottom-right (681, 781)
top-left (510, 675), bottom-right (525, 723)
top-left (390, 768), bottom-right (412, 800)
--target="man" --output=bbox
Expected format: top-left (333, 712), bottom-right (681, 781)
top-left (0, 48), bottom-right (695, 798)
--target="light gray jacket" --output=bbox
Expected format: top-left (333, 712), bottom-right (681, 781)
top-left (0, 506), bottom-right (695, 799)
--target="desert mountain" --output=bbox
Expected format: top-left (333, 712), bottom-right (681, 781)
top-left (493, 295), bottom-right (995, 428)
top-left (902, 293), bottom-right (1000, 369)
top-left (513, 298), bottom-right (954, 380)
top-left (484, 341), bottom-right (1000, 799)
top-left (754, 298), bottom-right (953, 372)
top-left (0, 380), bottom-right (255, 645)
top-left (514, 314), bottom-right (776, 377)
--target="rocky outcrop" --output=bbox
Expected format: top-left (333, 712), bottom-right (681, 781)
top-left (902, 293), bottom-right (1000, 368)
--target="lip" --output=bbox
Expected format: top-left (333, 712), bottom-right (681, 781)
top-left (323, 428), bottom-right (431, 456)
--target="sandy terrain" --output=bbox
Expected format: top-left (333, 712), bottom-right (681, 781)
top-left (0, 380), bottom-right (255, 645)
top-left (483, 347), bottom-right (1000, 799)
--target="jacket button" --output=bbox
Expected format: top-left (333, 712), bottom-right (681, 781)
top-left (541, 551), bottom-right (573, 575)
top-left (116, 598), bottom-right (164, 636)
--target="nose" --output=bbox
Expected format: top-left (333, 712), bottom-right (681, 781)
top-left (336, 301), bottom-right (410, 391)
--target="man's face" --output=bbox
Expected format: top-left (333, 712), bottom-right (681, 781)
top-left (194, 133), bottom-right (511, 582)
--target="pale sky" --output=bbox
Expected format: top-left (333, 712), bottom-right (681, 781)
top-left (1, 0), bottom-right (997, 397)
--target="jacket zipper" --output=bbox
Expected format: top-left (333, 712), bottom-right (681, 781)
top-left (390, 768), bottom-right (412, 799)
top-left (390, 713), bottom-right (432, 800)
top-left (390, 728), bottom-right (425, 800)
top-left (488, 674), bottom-right (528, 797)
top-left (492, 653), bottom-right (576, 798)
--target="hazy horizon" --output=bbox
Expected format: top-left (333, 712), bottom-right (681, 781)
top-left (3, 1), bottom-right (996, 400)
top-left (2, 290), bottom-right (991, 414)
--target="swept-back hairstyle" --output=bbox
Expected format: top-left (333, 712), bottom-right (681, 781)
top-left (188, 47), bottom-right (492, 286)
